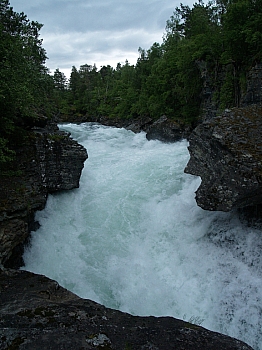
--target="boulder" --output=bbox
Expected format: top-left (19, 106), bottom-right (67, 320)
top-left (0, 268), bottom-right (253, 350)
top-left (185, 104), bottom-right (262, 211)
top-left (146, 116), bottom-right (192, 142)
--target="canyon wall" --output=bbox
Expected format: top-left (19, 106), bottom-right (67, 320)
top-left (184, 63), bottom-right (262, 212)
top-left (0, 122), bottom-right (87, 268)
top-left (185, 104), bottom-right (262, 211)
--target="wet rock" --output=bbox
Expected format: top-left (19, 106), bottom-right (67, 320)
top-left (97, 115), bottom-right (153, 133)
top-left (146, 116), bottom-right (192, 142)
top-left (0, 123), bottom-right (88, 267)
top-left (34, 128), bottom-right (87, 192)
top-left (185, 104), bottom-right (262, 211)
top-left (0, 268), bottom-right (253, 350)
top-left (241, 63), bottom-right (262, 106)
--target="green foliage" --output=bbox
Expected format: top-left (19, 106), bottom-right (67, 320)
top-left (60, 0), bottom-right (262, 123)
top-left (0, 0), bottom-right (54, 170)
top-left (0, 137), bottom-right (15, 163)
top-left (4, 0), bottom-right (261, 150)
top-left (219, 65), bottom-right (235, 109)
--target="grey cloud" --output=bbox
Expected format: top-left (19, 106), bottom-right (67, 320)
top-left (44, 28), bottom-right (157, 71)
top-left (12, 0), bottom-right (174, 33)
top-left (50, 4), bottom-right (160, 33)
top-left (10, 0), bottom-right (194, 75)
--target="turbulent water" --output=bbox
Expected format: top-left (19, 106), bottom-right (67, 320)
top-left (23, 123), bottom-right (262, 349)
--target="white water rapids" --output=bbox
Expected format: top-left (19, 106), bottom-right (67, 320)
top-left (23, 123), bottom-right (262, 349)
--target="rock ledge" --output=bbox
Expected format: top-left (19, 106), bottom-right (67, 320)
top-left (0, 268), bottom-right (253, 350)
top-left (185, 104), bottom-right (262, 211)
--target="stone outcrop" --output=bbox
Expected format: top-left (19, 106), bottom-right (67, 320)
top-left (241, 63), bottom-right (262, 106)
top-left (146, 115), bottom-right (192, 142)
top-left (185, 104), bottom-right (262, 211)
top-left (0, 122), bottom-right (88, 267)
top-left (197, 61), bottom-right (262, 122)
top-left (0, 268), bottom-right (253, 350)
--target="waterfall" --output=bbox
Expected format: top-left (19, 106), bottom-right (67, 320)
top-left (23, 123), bottom-right (262, 350)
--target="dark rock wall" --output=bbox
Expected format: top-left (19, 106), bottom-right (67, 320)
top-left (0, 123), bottom-right (87, 267)
top-left (34, 127), bottom-right (87, 192)
top-left (146, 115), bottom-right (193, 142)
top-left (197, 62), bottom-right (262, 120)
top-left (241, 63), bottom-right (262, 106)
top-left (184, 62), bottom-right (262, 212)
top-left (185, 105), bottom-right (262, 211)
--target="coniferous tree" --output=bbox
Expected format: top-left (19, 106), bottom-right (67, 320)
top-left (56, 0), bottom-right (262, 124)
top-left (0, 0), bottom-right (52, 166)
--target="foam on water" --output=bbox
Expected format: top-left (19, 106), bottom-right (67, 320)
top-left (23, 123), bottom-right (262, 349)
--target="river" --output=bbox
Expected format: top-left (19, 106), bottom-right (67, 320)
top-left (23, 122), bottom-right (262, 349)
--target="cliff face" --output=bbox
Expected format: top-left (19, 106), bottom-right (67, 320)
top-left (0, 122), bottom-right (88, 267)
top-left (145, 115), bottom-right (193, 142)
top-left (185, 104), bottom-right (262, 211)
top-left (241, 63), bottom-right (262, 106)
top-left (184, 61), bottom-right (262, 212)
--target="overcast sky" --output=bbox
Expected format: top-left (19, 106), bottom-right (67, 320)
top-left (10, 0), bottom-right (195, 78)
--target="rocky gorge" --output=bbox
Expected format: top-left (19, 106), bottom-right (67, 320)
top-left (0, 117), bottom-right (256, 349)
top-left (2, 63), bottom-right (262, 348)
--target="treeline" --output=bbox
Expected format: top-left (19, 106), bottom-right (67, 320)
top-left (55, 0), bottom-right (262, 123)
top-left (0, 0), bottom-right (54, 166)
top-left (1, 0), bottom-right (262, 169)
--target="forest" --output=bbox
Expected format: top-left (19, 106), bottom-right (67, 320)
top-left (1, 0), bottom-right (262, 168)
